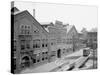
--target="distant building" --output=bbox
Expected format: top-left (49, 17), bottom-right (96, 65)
top-left (47, 21), bottom-right (68, 61)
top-left (86, 32), bottom-right (97, 49)
top-left (42, 21), bottom-right (80, 61)
top-left (78, 30), bottom-right (97, 49)
top-left (65, 25), bottom-right (80, 52)
top-left (78, 33), bottom-right (87, 48)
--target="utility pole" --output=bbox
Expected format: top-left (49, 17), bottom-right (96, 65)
top-left (72, 34), bottom-right (75, 52)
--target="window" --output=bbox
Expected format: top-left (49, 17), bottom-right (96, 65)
top-left (27, 31), bottom-right (30, 34)
top-left (25, 25), bottom-right (27, 29)
top-left (21, 30), bottom-right (24, 34)
top-left (14, 40), bottom-right (16, 51)
top-left (33, 45), bottom-right (35, 48)
top-left (20, 25), bottom-right (31, 35)
top-left (20, 40), bottom-right (25, 50)
top-left (21, 25), bottom-right (24, 28)
top-left (21, 45), bottom-right (25, 50)
top-left (45, 44), bottom-right (48, 47)
top-left (51, 42), bottom-right (53, 45)
top-left (51, 51), bottom-right (56, 57)
top-left (42, 39), bottom-right (48, 48)
top-left (42, 43), bottom-right (48, 47)
top-left (42, 52), bottom-right (44, 54)
top-left (26, 44), bottom-right (30, 49)
top-left (42, 58), bottom-right (44, 60)
top-left (45, 57), bottom-right (48, 59)
top-left (28, 26), bottom-right (30, 29)
top-left (46, 52), bottom-right (48, 54)
top-left (33, 59), bottom-right (36, 63)
top-left (13, 58), bottom-right (16, 69)
top-left (34, 29), bottom-right (39, 33)
top-left (42, 44), bottom-right (44, 47)
top-left (33, 39), bottom-right (40, 48)
top-left (14, 46), bottom-right (16, 51)
top-left (37, 59), bottom-right (40, 62)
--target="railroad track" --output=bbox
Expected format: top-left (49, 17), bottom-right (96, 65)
top-left (55, 55), bottom-right (90, 71)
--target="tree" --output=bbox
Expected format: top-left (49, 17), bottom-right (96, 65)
top-left (90, 28), bottom-right (97, 32)
top-left (81, 28), bottom-right (87, 33)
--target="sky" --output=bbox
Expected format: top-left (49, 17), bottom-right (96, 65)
top-left (13, 1), bottom-right (98, 32)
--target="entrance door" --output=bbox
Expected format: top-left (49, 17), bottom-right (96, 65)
top-left (57, 49), bottom-right (61, 58)
top-left (21, 56), bottom-right (30, 68)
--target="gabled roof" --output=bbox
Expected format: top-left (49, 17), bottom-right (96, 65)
top-left (65, 25), bottom-right (78, 35)
top-left (13, 10), bottom-right (48, 36)
top-left (13, 10), bottom-right (26, 15)
top-left (66, 25), bottom-right (73, 33)
top-left (11, 7), bottom-right (19, 14)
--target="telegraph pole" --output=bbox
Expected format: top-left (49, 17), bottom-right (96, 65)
top-left (72, 34), bottom-right (75, 52)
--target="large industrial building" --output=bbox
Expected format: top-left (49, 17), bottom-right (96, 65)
top-left (11, 7), bottom-right (80, 73)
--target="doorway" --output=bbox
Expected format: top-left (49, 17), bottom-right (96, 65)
top-left (21, 56), bottom-right (30, 68)
top-left (57, 49), bottom-right (61, 58)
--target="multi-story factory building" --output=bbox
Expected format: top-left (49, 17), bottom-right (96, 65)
top-left (11, 7), bottom-right (80, 73)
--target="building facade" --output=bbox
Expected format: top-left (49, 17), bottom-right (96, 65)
top-left (12, 8), bottom-right (80, 73)
top-left (86, 32), bottom-right (97, 49)
top-left (12, 8), bottom-right (49, 73)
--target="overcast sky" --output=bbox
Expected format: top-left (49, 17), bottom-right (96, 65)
top-left (14, 1), bottom-right (98, 32)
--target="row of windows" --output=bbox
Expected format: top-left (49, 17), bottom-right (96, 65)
top-left (20, 42), bottom-right (48, 50)
top-left (21, 44), bottom-right (30, 50)
top-left (20, 37), bottom-right (79, 50)
top-left (51, 38), bottom-right (79, 45)
top-left (33, 52), bottom-right (48, 63)
top-left (21, 44), bottom-right (48, 50)
top-left (32, 43), bottom-right (48, 48)
top-left (33, 57), bottom-right (48, 63)
top-left (20, 25), bottom-right (40, 34)
top-left (21, 30), bottom-right (30, 34)
top-left (20, 42), bottom-right (77, 50)
top-left (21, 25), bottom-right (31, 29)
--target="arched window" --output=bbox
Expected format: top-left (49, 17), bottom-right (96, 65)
top-left (21, 56), bottom-right (30, 68)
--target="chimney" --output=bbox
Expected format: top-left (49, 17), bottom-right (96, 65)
top-left (33, 9), bottom-right (35, 18)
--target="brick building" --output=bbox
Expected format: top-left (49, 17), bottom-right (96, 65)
top-left (12, 7), bottom-right (80, 73)
top-left (12, 7), bottom-right (50, 73)
top-left (86, 32), bottom-right (97, 49)
top-left (42, 21), bottom-right (80, 61)
top-left (78, 31), bottom-right (97, 49)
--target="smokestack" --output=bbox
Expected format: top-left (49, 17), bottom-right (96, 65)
top-left (33, 9), bottom-right (35, 18)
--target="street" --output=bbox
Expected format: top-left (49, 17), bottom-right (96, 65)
top-left (20, 48), bottom-right (97, 73)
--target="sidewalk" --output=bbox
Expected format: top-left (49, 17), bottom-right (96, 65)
top-left (21, 49), bottom-right (83, 73)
